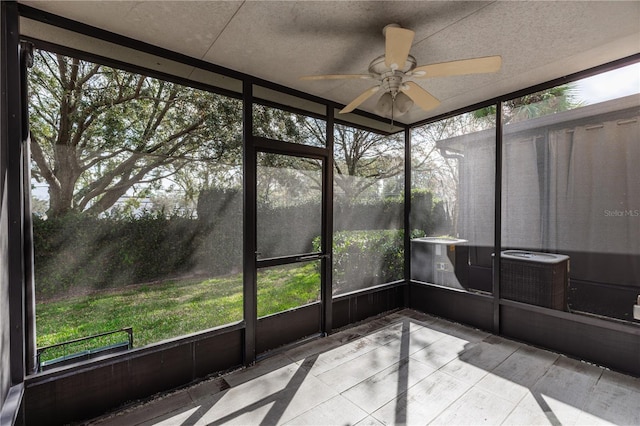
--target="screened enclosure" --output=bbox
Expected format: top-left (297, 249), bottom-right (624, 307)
top-left (1, 2), bottom-right (639, 425)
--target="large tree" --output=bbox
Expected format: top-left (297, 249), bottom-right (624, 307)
top-left (332, 125), bottom-right (404, 202)
top-left (474, 84), bottom-right (584, 123)
top-left (29, 49), bottom-right (410, 218)
top-left (29, 50), bottom-right (242, 219)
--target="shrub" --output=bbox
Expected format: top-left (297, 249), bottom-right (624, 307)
top-left (315, 229), bottom-right (425, 294)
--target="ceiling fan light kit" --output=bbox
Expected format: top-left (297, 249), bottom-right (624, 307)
top-left (300, 23), bottom-right (502, 119)
top-left (392, 92), bottom-right (414, 115)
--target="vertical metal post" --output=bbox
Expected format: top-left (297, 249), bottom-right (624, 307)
top-left (242, 80), bottom-right (256, 365)
top-left (403, 126), bottom-right (412, 308)
top-left (492, 102), bottom-right (503, 334)
top-left (20, 41), bottom-right (37, 376)
top-left (321, 107), bottom-right (334, 335)
top-left (3, 0), bottom-right (26, 385)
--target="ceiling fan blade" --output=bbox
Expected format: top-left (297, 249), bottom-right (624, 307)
top-left (340, 86), bottom-right (380, 114)
top-left (400, 82), bottom-right (440, 111)
top-left (385, 26), bottom-right (415, 70)
top-left (412, 56), bottom-right (502, 78)
top-left (300, 74), bottom-right (373, 81)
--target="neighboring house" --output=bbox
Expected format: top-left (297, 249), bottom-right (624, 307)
top-left (437, 94), bottom-right (640, 321)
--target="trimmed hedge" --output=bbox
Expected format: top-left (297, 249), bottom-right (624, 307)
top-left (34, 189), bottom-right (445, 298)
top-left (32, 212), bottom-right (238, 297)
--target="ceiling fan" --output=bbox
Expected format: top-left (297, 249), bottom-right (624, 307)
top-left (301, 24), bottom-right (502, 118)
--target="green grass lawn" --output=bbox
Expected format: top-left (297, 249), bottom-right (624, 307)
top-left (36, 263), bottom-right (320, 362)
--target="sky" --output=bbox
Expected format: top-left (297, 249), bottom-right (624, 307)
top-left (575, 62), bottom-right (640, 105)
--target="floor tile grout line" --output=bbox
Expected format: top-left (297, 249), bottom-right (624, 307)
top-left (425, 384), bottom-right (474, 425)
top-left (472, 348), bottom-right (561, 407)
top-left (280, 323), bottom-right (428, 426)
top-left (303, 322), bottom-right (451, 382)
top-left (300, 336), bottom-right (385, 377)
top-left (499, 388), bottom-right (538, 426)
top-left (346, 320), bottom-right (432, 346)
top-left (524, 356), bottom-right (606, 426)
top-left (426, 346), bottom-right (526, 424)
top-left (574, 365), bottom-right (605, 414)
top-left (337, 358), bottom-right (414, 415)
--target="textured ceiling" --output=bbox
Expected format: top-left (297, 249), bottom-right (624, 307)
top-left (18, 1), bottom-right (640, 125)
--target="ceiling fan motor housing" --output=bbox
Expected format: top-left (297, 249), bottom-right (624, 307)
top-left (369, 54), bottom-right (417, 96)
top-left (381, 74), bottom-right (403, 96)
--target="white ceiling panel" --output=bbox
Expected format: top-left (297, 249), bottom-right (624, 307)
top-left (21, 0), bottom-right (244, 59)
top-left (20, 17), bottom-right (199, 80)
top-left (18, 0), bottom-right (640, 125)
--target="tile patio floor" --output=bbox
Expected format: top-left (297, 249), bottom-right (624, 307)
top-left (92, 309), bottom-right (640, 425)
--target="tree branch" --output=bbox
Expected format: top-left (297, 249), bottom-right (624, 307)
top-left (30, 132), bottom-right (60, 192)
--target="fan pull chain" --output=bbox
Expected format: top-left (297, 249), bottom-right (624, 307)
top-left (390, 94), bottom-right (395, 128)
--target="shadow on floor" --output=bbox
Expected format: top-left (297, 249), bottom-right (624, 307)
top-left (91, 309), bottom-right (640, 425)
